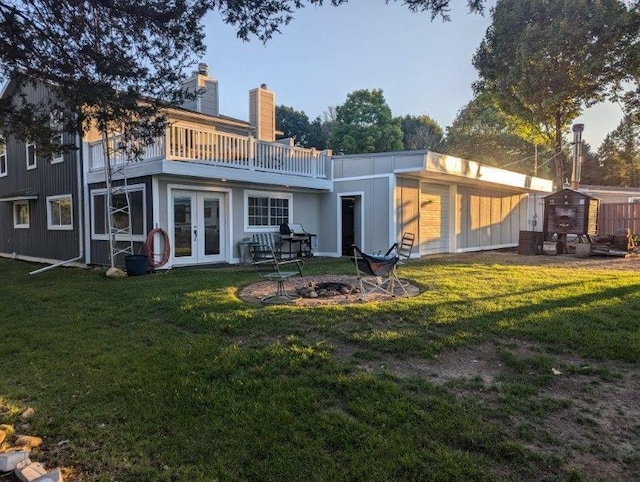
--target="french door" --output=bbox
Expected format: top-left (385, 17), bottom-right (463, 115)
top-left (172, 190), bottom-right (225, 265)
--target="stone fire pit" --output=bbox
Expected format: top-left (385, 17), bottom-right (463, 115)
top-left (238, 275), bottom-right (420, 305)
top-left (297, 281), bottom-right (354, 298)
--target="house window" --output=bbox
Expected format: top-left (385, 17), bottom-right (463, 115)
top-left (91, 185), bottom-right (146, 240)
top-left (245, 190), bottom-right (291, 230)
top-left (47, 195), bottom-right (73, 230)
top-left (50, 111), bottom-right (64, 164)
top-left (0, 134), bottom-right (6, 177)
top-left (26, 142), bottom-right (36, 170)
top-left (14, 200), bottom-right (30, 228)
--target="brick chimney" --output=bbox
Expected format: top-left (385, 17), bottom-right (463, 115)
top-left (181, 63), bottom-right (219, 116)
top-left (249, 84), bottom-right (275, 142)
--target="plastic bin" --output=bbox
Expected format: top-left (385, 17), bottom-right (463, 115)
top-left (124, 255), bottom-right (149, 276)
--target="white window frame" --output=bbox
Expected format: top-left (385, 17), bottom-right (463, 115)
top-left (50, 111), bottom-right (64, 164)
top-left (26, 141), bottom-right (36, 170)
top-left (13, 200), bottom-right (30, 229)
top-left (51, 136), bottom-right (64, 164)
top-left (0, 134), bottom-right (6, 177)
top-left (47, 194), bottom-right (73, 230)
top-left (90, 184), bottom-right (147, 241)
top-left (244, 189), bottom-right (292, 232)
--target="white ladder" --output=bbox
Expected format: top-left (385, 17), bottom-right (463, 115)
top-left (102, 133), bottom-right (134, 268)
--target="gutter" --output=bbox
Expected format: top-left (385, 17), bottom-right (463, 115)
top-left (29, 255), bottom-right (83, 275)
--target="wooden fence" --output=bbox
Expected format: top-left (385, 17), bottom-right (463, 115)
top-left (598, 203), bottom-right (640, 235)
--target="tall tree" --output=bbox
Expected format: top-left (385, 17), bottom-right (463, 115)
top-left (276, 105), bottom-right (313, 146)
top-left (617, 2), bottom-right (640, 124)
top-left (577, 142), bottom-right (603, 186)
top-left (328, 89), bottom-right (404, 154)
top-left (0, 0), bottom-right (488, 149)
top-left (0, 0), bottom-right (209, 155)
top-left (473, 0), bottom-right (637, 187)
top-left (444, 93), bottom-right (552, 176)
top-left (307, 106), bottom-right (337, 151)
top-left (400, 114), bottom-right (444, 151)
top-left (598, 115), bottom-right (640, 187)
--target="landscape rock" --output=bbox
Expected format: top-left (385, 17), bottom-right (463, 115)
top-left (105, 267), bottom-right (126, 278)
top-left (20, 408), bottom-right (35, 420)
top-left (14, 436), bottom-right (43, 448)
top-left (0, 424), bottom-right (15, 435)
top-left (0, 430), bottom-right (5, 445)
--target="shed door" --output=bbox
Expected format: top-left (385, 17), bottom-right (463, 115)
top-left (420, 183), bottom-right (450, 255)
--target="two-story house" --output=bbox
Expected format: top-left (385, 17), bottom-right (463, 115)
top-left (0, 65), bottom-right (554, 271)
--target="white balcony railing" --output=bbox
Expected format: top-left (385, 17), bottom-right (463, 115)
top-left (89, 124), bottom-right (328, 179)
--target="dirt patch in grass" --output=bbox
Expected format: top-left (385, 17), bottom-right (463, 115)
top-left (350, 340), bottom-right (640, 481)
top-left (238, 251), bottom-right (640, 478)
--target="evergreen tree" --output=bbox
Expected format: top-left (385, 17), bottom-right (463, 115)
top-left (0, 0), bottom-right (209, 155)
top-left (598, 116), bottom-right (640, 186)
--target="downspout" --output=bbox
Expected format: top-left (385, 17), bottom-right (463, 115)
top-left (30, 128), bottom-right (85, 275)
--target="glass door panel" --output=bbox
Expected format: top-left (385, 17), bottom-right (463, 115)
top-left (203, 198), bottom-right (220, 256)
top-left (173, 195), bottom-right (193, 258)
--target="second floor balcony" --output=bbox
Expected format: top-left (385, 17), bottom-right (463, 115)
top-left (88, 122), bottom-right (330, 181)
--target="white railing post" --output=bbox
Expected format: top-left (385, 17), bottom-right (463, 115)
top-left (166, 125), bottom-right (172, 159)
top-left (248, 136), bottom-right (256, 170)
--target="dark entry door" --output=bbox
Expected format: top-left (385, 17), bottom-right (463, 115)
top-left (341, 197), bottom-right (355, 256)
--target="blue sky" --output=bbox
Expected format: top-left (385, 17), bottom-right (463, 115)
top-left (201, 0), bottom-right (625, 151)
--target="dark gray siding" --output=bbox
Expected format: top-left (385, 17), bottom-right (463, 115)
top-left (88, 176), bottom-right (154, 267)
top-left (0, 82), bottom-right (82, 262)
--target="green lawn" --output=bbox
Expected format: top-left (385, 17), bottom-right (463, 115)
top-left (1, 255), bottom-right (638, 481)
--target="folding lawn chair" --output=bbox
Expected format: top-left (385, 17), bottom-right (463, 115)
top-left (351, 245), bottom-right (409, 301)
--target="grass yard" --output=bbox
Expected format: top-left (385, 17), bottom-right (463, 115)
top-left (1, 253), bottom-right (638, 481)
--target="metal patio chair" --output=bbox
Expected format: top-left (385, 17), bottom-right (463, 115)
top-left (383, 232), bottom-right (415, 263)
top-left (351, 245), bottom-right (409, 301)
top-left (382, 232), bottom-right (415, 286)
top-left (249, 244), bottom-right (304, 304)
top-left (252, 232), bottom-right (284, 260)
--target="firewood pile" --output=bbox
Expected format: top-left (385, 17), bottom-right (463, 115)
top-left (590, 228), bottom-right (639, 257)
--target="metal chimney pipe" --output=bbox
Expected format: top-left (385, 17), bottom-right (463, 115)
top-left (571, 124), bottom-right (584, 190)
